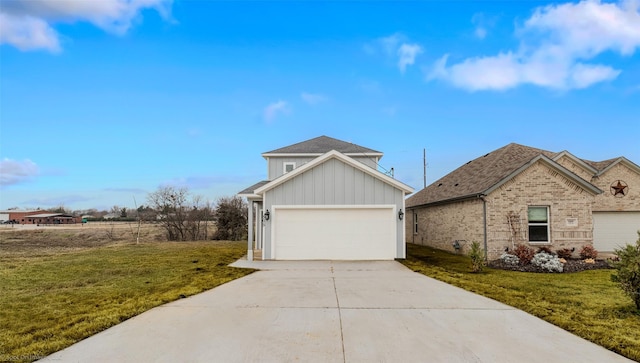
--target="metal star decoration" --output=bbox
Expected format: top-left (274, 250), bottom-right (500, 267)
top-left (610, 180), bottom-right (628, 197)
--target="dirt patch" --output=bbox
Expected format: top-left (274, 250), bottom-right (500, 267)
top-left (488, 258), bottom-right (613, 273)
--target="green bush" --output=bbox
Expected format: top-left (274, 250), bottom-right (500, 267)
top-left (611, 232), bottom-right (640, 310)
top-left (468, 241), bottom-right (485, 273)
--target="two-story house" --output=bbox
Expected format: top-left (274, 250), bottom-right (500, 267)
top-left (239, 136), bottom-right (413, 261)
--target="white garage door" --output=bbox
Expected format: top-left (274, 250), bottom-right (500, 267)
top-left (272, 206), bottom-right (396, 260)
top-left (593, 212), bottom-right (640, 252)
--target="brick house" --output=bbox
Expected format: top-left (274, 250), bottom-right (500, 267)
top-left (405, 143), bottom-right (640, 259)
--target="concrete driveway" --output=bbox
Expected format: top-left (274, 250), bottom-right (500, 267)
top-left (42, 260), bottom-right (632, 362)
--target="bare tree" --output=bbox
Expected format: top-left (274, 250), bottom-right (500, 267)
top-left (147, 186), bottom-right (211, 241)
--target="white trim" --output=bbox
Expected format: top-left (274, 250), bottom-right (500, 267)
top-left (400, 199), bottom-right (406, 259)
top-left (263, 152), bottom-right (383, 158)
top-left (270, 204), bottom-right (397, 260)
top-left (273, 204), bottom-right (396, 210)
top-left (527, 206), bottom-right (550, 243)
top-left (255, 150), bottom-right (413, 195)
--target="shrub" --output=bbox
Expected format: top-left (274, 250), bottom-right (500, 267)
top-left (468, 241), bottom-right (485, 273)
top-left (556, 248), bottom-right (573, 259)
top-left (537, 246), bottom-right (555, 255)
top-left (500, 253), bottom-right (520, 266)
top-left (611, 232), bottom-right (640, 310)
top-left (580, 245), bottom-right (598, 259)
top-left (513, 244), bottom-right (535, 265)
top-left (531, 252), bottom-right (564, 273)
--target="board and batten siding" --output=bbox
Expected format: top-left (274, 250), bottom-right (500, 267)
top-left (266, 158), bottom-right (403, 206)
top-left (267, 156), bottom-right (378, 180)
top-left (263, 157), bottom-right (406, 259)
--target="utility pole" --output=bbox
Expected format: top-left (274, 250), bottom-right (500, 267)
top-left (423, 148), bottom-right (427, 188)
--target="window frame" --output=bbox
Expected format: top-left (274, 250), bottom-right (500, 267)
top-left (283, 162), bottom-right (296, 174)
top-left (527, 206), bottom-right (550, 244)
top-left (413, 212), bottom-right (418, 234)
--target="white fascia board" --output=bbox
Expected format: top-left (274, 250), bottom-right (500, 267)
top-left (238, 193), bottom-right (262, 200)
top-left (262, 152), bottom-right (384, 158)
top-left (552, 151), bottom-right (598, 174)
top-left (596, 157), bottom-right (640, 177)
top-left (484, 155), bottom-right (602, 196)
top-left (255, 150), bottom-right (413, 195)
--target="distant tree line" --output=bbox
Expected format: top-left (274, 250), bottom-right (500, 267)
top-left (20, 187), bottom-right (248, 242)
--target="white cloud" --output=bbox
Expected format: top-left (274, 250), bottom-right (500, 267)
top-left (472, 13), bottom-right (488, 40)
top-left (379, 32), bottom-right (405, 56)
top-left (368, 33), bottom-right (423, 73)
top-left (300, 92), bottom-right (327, 105)
top-left (0, 13), bottom-right (61, 52)
top-left (0, 0), bottom-right (173, 52)
top-left (429, 0), bottom-right (640, 91)
top-left (263, 100), bottom-right (290, 122)
top-left (398, 43), bottom-right (423, 73)
top-left (0, 159), bottom-right (39, 186)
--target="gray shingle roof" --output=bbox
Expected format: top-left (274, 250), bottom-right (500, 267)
top-left (263, 135), bottom-right (382, 155)
top-left (406, 143), bottom-right (633, 208)
top-left (406, 143), bottom-right (558, 208)
top-left (238, 180), bottom-right (270, 195)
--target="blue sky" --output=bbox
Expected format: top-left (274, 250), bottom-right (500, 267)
top-left (1, 0), bottom-right (639, 211)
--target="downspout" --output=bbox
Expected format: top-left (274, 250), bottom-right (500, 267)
top-left (479, 194), bottom-right (488, 262)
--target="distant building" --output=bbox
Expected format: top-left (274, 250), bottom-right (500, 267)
top-left (0, 210), bottom-right (81, 224)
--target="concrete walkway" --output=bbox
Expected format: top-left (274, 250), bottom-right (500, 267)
top-left (42, 260), bottom-right (632, 362)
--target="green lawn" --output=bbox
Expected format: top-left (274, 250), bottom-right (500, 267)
top-left (0, 241), bottom-right (254, 362)
top-left (401, 243), bottom-right (640, 361)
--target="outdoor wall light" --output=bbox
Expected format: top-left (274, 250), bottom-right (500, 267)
top-left (398, 209), bottom-right (404, 220)
top-left (264, 210), bottom-right (270, 221)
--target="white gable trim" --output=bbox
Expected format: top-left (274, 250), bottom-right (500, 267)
top-left (255, 150), bottom-right (413, 195)
top-left (484, 155), bottom-right (602, 196)
top-left (262, 152), bottom-right (383, 158)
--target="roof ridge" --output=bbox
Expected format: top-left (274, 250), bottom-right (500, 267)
top-left (263, 135), bottom-right (382, 155)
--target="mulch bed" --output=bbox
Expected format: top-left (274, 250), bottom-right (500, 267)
top-left (488, 259), bottom-right (613, 273)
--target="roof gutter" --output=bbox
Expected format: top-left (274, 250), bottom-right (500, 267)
top-left (406, 193), bottom-right (485, 209)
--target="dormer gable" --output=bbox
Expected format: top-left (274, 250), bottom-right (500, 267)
top-left (262, 136), bottom-right (383, 180)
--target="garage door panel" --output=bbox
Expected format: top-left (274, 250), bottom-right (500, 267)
top-left (593, 212), bottom-right (640, 252)
top-left (273, 207), bottom-right (395, 260)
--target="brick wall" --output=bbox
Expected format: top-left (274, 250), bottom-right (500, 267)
top-left (591, 162), bottom-right (640, 212)
top-left (484, 161), bottom-right (594, 259)
top-left (408, 161), bottom-right (597, 260)
top-left (407, 198), bottom-right (484, 256)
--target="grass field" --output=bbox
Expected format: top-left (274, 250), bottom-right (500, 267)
top-left (0, 224), bottom-right (253, 362)
top-left (401, 243), bottom-right (640, 361)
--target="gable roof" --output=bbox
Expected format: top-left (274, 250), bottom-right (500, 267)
top-left (406, 143), bottom-right (602, 208)
top-left (262, 135), bottom-right (383, 157)
top-left (255, 150), bottom-right (413, 195)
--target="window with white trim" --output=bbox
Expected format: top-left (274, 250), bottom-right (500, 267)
top-left (413, 212), bottom-right (418, 234)
top-left (528, 206), bottom-right (549, 243)
top-left (283, 162), bottom-right (296, 173)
